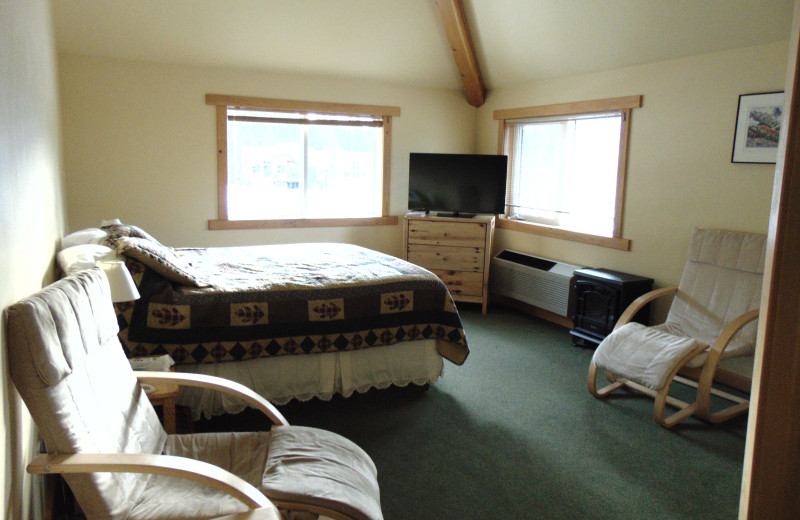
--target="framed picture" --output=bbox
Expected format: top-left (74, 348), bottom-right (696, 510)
top-left (731, 91), bottom-right (785, 164)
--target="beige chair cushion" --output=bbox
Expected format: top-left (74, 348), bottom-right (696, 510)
top-left (7, 267), bottom-right (383, 520)
top-left (130, 427), bottom-right (384, 520)
top-left (127, 432), bottom-right (273, 520)
top-left (6, 268), bottom-right (167, 519)
top-left (592, 228), bottom-right (765, 390)
top-left (592, 323), bottom-right (703, 390)
top-left (263, 426), bottom-right (383, 520)
top-left (665, 228), bottom-right (765, 360)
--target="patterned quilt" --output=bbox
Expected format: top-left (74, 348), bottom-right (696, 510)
top-left (112, 241), bottom-right (469, 366)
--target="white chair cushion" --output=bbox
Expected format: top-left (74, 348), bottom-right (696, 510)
top-left (592, 323), bottom-right (703, 390)
top-left (263, 426), bottom-right (383, 520)
top-left (7, 269), bottom-right (167, 519)
top-left (135, 427), bottom-right (384, 520)
top-left (8, 267), bottom-right (384, 520)
top-left (665, 228), bottom-right (765, 359)
top-left (128, 432), bottom-right (273, 520)
top-left (685, 228), bottom-right (766, 274)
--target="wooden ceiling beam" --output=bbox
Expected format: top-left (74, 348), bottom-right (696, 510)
top-left (436, 0), bottom-right (486, 108)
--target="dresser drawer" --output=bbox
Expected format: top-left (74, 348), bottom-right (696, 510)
top-left (407, 244), bottom-right (484, 272)
top-left (403, 214), bottom-right (496, 314)
top-left (407, 220), bottom-right (486, 247)
top-left (430, 270), bottom-right (484, 297)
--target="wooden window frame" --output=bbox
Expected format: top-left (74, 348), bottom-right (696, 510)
top-left (206, 94), bottom-right (400, 230)
top-left (493, 95), bottom-right (642, 251)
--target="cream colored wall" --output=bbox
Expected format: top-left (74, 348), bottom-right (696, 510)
top-left (58, 54), bottom-right (476, 257)
top-left (476, 42), bottom-right (787, 316)
top-left (59, 43), bottom-right (787, 307)
top-left (1, 1), bottom-right (66, 519)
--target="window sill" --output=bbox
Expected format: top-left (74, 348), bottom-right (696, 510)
top-left (497, 216), bottom-right (631, 251)
top-left (208, 216), bottom-right (399, 230)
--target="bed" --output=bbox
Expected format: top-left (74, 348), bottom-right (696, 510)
top-left (58, 223), bottom-right (469, 419)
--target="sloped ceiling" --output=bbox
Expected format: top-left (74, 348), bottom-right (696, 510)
top-left (465, 0), bottom-right (794, 88)
top-left (52, 0), bottom-right (794, 95)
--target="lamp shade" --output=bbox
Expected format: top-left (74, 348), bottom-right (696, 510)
top-left (97, 260), bottom-right (140, 302)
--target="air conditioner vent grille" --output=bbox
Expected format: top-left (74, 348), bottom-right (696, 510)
top-left (490, 250), bottom-right (582, 317)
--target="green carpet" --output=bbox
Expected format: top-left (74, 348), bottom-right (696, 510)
top-left (197, 305), bottom-right (748, 520)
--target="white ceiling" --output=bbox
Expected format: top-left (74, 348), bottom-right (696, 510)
top-left (51, 0), bottom-right (795, 93)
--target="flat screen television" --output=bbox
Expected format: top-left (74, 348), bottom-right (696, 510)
top-left (408, 153), bottom-right (508, 218)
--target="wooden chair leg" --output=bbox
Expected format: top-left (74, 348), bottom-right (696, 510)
top-left (651, 350), bottom-right (707, 428)
top-left (615, 379), bottom-right (696, 428)
top-left (588, 362), bottom-right (625, 398)
top-left (589, 345), bottom-right (745, 428)
top-left (654, 385), bottom-right (697, 428)
top-left (707, 401), bottom-right (750, 423)
top-left (636, 374), bottom-right (748, 426)
top-left (688, 368), bottom-right (750, 424)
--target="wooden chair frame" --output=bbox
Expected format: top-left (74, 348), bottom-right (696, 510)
top-left (27, 371), bottom-right (362, 520)
top-left (588, 287), bottom-right (757, 428)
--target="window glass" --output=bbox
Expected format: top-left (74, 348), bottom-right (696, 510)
top-left (226, 109), bottom-right (383, 220)
top-left (507, 112), bottom-right (622, 237)
top-left (495, 96), bottom-right (640, 248)
top-left (206, 95), bottom-right (400, 229)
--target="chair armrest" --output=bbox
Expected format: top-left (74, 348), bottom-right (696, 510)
top-left (27, 453), bottom-right (276, 510)
top-left (695, 308), bottom-right (759, 419)
top-left (706, 308), bottom-right (760, 361)
top-left (614, 286), bottom-right (678, 330)
top-left (134, 371), bottom-right (289, 426)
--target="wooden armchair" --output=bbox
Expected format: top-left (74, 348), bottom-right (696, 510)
top-left (588, 228), bottom-right (765, 428)
top-left (6, 268), bottom-right (382, 520)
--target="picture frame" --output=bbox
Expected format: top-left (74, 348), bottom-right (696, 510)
top-left (731, 91), bottom-right (785, 164)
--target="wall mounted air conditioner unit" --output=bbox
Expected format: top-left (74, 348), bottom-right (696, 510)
top-left (490, 250), bottom-right (582, 317)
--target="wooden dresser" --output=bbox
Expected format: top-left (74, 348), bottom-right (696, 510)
top-left (403, 213), bottom-right (496, 314)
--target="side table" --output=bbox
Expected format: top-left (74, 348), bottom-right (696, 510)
top-left (145, 380), bottom-right (180, 434)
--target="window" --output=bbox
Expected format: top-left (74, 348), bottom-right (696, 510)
top-left (494, 96), bottom-right (641, 250)
top-left (206, 94), bottom-right (400, 230)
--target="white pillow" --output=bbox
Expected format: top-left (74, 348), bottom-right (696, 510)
top-left (57, 244), bottom-right (122, 275)
top-left (61, 228), bottom-right (108, 249)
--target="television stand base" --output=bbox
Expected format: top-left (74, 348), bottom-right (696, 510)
top-left (436, 212), bottom-right (475, 219)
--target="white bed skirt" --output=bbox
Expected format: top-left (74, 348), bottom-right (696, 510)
top-left (175, 340), bottom-right (444, 420)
